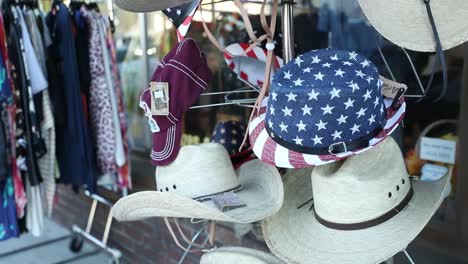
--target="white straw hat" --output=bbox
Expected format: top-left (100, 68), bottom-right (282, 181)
top-left (201, 247), bottom-right (285, 264)
top-left (357, 0), bottom-right (468, 52)
top-left (114, 0), bottom-right (194, 12)
top-left (112, 143), bottom-right (283, 223)
top-left (262, 138), bottom-right (451, 264)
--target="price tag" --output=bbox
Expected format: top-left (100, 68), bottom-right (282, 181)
top-left (150, 82), bottom-right (169, 116)
top-left (380, 76), bottom-right (407, 99)
top-left (420, 137), bottom-right (456, 164)
top-left (213, 192), bottom-right (246, 212)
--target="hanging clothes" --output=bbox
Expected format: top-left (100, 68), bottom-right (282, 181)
top-left (81, 8), bottom-right (117, 180)
top-left (0, 10), bottom-right (20, 241)
top-left (46, 1), bottom-right (97, 193)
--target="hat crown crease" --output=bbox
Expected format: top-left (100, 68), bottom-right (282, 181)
top-left (156, 143), bottom-right (241, 200)
top-left (312, 138), bottom-right (411, 225)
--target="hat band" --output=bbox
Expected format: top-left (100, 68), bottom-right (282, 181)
top-left (194, 185), bottom-right (243, 202)
top-left (314, 186), bottom-right (414, 231)
top-left (265, 124), bottom-right (384, 155)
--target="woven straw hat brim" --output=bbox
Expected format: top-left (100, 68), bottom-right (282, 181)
top-left (114, 0), bottom-right (194, 12)
top-left (112, 160), bottom-right (283, 223)
top-left (201, 247), bottom-right (285, 264)
top-left (358, 0), bottom-right (468, 52)
top-left (262, 170), bottom-right (451, 264)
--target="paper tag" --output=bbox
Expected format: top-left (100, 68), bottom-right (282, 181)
top-left (420, 164), bottom-right (449, 181)
top-left (150, 82), bottom-right (169, 116)
top-left (147, 117), bottom-right (160, 133)
top-left (420, 137), bottom-right (456, 164)
top-left (380, 76), bottom-right (407, 99)
top-left (213, 192), bottom-right (246, 212)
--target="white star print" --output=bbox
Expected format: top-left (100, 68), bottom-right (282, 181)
top-left (312, 135), bottom-right (323, 145)
top-left (344, 98), bottom-right (355, 109)
top-left (279, 122), bottom-right (288, 132)
top-left (269, 106), bottom-right (275, 115)
top-left (220, 139), bottom-right (225, 144)
top-left (348, 82), bottom-right (360, 92)
top-left (293, 136), bottom-right (304, 145)
top-left (284, 71), bottom-right (292, 80)
top-left (166, 8), bottom-right (171, 12)
top-left (282, 106), bottom-right (292, 117)
top-left (321, 104), bottom-right (334, 115)
top-left (363, 89), bottom-right (372, 101)
top-left (296, 120), bottom-right (307, 132)
top-left (356, 107), bottom-right (367, 118)
top-left (176, 9), bottom-right (181, 15)
top-left (302, 104), bottom-right (312, 115)
top-left (355, 70), bottom-right (366, 78)
top-left (330, 88), bottom-right (341, 99)
top-left (271, 91), bottom-right (278, 101)
top-left (373, 97), bottom-right (380, 108)
top-left (349, 51), bottom-right (358, 60)
top-left (322, 62), bottom-right (331, 68)
top-left (343, 61), bottom-right (353, 66)
top-left (294, 78), bottom-right (304, 86)
top-left (286, 91), bottom-right (297, 101)
top-left (368, 114), bottom-right (376, 125)
top-left (295, 56), bottom-right (304, 67)
top-left (232, 129), bottom-right (237, 135)
top-left (335, 68), bottom-right (345, 77)
top-left (380, 105), bottom-right (384, 114)
top-left (231, 139), bottom-right (237, 145)
top-left (332, 130), bottom-right (342, 140)
top-left (311, 55), bottom-right (321, 64)
top-left (314, 72), bottom-right (325, 81)
top-left (315, 120), bottom-right (327, 131)
top-left (350, 124), bottom-right (361, 135)
top-left (303, 67), bottom-right (312, 73)
top-left (308, 89), bottom-right (319, 101)
top-left (330, 54), bottom-right (339, 61)
top-left (361, 59), bottom-right (370, 68)
top-left (366, 76), bottom-right (374, 84)
top-left (268, 120), bottom-right (274, 128)
top-left (337, 115), bottom-right (348, 125)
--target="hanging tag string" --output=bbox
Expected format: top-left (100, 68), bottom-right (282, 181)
top-left (163, 217), bottom-right (214, 253)
top-left (240, 0), bottom-right (279, 150)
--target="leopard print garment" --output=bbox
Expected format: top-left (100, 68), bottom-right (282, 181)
top-left (82, 9), bottom-right (116, 175)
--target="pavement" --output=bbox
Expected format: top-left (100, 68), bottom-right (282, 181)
top-left (0, 218), bottom-right (114, 264)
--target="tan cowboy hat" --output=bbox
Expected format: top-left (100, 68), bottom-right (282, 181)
top-left (112, 143), bottom-right (283, 223)
top-left (357, 0), bottom-right (468, 52)
top-left (201, 247), bottom-right (285, 264)
top-left (114, 0), bottom-right (193, 12)
top-left (262, 137), bottom-right (451, 264)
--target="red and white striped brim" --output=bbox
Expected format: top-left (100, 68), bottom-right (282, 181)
top-left (177, 4), bottom-right (198, 42)
top-left (224, 43), bottom-right (283, 87)
top-left (249, 98), bottom-right (406, 168)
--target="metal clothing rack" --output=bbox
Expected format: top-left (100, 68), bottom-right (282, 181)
top-left (0, 190), bottom-right (122, 264)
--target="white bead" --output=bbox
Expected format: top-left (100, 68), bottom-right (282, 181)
top-left (266, 42), bottom-right (275, 51)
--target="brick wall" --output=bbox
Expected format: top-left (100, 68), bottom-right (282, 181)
top-left (52, 185), bottom-right (268, 264)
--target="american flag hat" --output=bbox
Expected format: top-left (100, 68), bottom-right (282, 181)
top-left (224, 43), bottom-right (283, 87)
top-left (163, 0), bottom-right (200, 42)
top-left (249, 48), bottom-right (406, 168)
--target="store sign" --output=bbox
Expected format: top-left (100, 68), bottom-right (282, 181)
top-left (420, 137), bottom-right (456, 164)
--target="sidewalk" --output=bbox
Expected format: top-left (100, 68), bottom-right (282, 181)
top-left (0, 218), bottom-right (112, 264)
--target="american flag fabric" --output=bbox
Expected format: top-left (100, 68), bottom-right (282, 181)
top-left (224, 43), bottom-right (283, 87)
top-left (249, 48), bottom-right (406, 168)
top-left (163, 0), bottom-right (200, 42)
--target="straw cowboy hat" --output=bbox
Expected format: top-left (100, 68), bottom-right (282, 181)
top-left (357, 0), bottom-right (468, 52)
top-left (112, 143), bottom-right (283, 223)
top-left (201, 247), bottom-right (285, 264)
top-left (114, 0), bottom-right (194, 12)
top-left (249, 48), bottom-right (406, 168)
top-left (262, 137), bottom-right (451, 264)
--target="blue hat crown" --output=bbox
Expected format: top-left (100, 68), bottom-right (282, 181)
top-left (266, 48), bottom-right (387, 154)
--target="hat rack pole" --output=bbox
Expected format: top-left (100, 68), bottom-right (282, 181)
top-left (403, 249), bottom-right (416, 264)
top-left (281, 0), bottom-right (295, 63)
